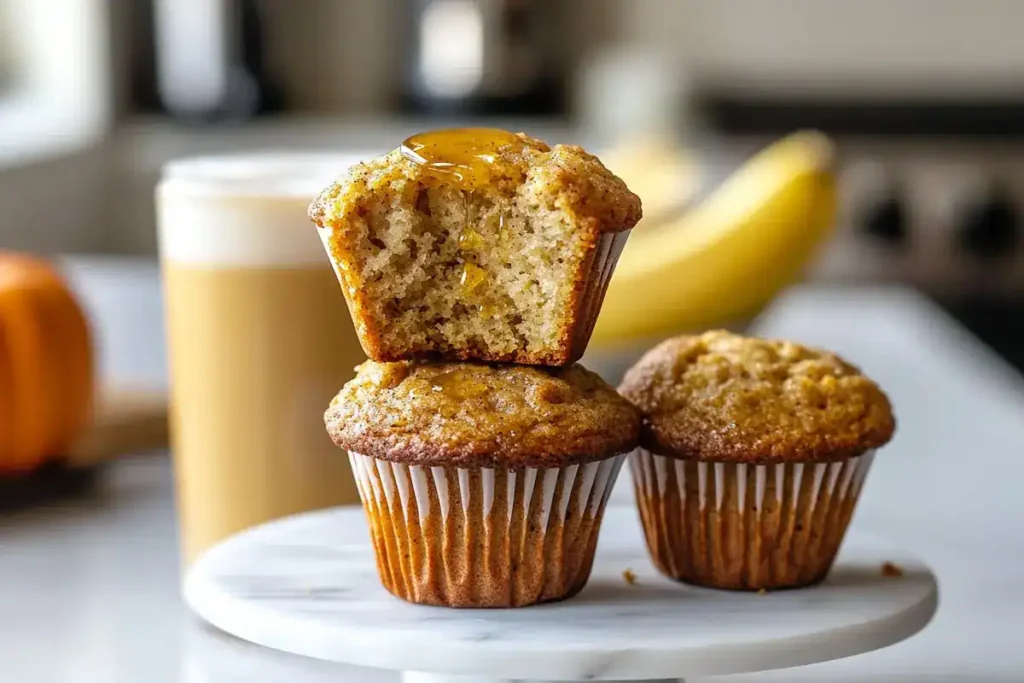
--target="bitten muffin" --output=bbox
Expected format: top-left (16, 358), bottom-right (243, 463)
top-left (326, 360), bottom-right (640, 608)
top-left (618, 331), bottom-right (895, 591)
top-left (309, 128), bottom-right (641, 366)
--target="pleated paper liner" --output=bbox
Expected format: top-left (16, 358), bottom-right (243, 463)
top-left (566, 229), bottom-right (631, 363)
top-left (630, 449), bottom-right (875, 590)
top-left (349, 452), bottom-right (625, 608)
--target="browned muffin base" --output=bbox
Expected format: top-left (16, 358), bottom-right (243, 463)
top-left (631, 450), bottom-right (872, 590)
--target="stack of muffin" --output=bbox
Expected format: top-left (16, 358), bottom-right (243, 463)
top-left (309, 129), bottom-right (644, 608)
top-left (309, 128), bottom-right (896, 609)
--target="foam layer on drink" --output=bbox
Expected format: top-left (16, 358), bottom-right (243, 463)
top-left (158, 153), bottom-right (369, 267)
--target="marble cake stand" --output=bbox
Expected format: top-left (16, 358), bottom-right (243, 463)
top-left (185, 506), bottom-right (938, 683)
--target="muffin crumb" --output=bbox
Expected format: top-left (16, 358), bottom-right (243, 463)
top-left (309, 130), bottom-right (641, 365)
top-left (757, 588), bottom-right (768, 595)
top-left (881, 561), bottom-right (904, 578)
top-left (622, 569), bottom-right (637, 586)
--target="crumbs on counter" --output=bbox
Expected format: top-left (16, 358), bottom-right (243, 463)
top-left (881, 561), bottom-right (904, 578)
top-left (622, 569), bottom-right (637, 586)
top-left (757, 588), bottom-right (768, 595)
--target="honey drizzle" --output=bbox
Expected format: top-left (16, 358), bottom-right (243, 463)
top-left (401, 128), bottom-right (521, 298)
top-left (400, 128), bottom-right (523, 188)
top-left (429, 369), bottom-right (490, 399)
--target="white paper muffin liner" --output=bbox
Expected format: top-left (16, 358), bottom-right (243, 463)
top-left (569, 229), bottom-right (632, 362)
top-left (349, 452), bottom-right (625, 607)
top-left (630, 449), bottom-right (875, 590)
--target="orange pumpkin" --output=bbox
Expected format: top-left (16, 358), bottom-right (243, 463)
top-left (0, 253), bottom-right (93, 473)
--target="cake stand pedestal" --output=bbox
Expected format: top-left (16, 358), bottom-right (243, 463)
top-left (185, 507), bottom-right (937, 683)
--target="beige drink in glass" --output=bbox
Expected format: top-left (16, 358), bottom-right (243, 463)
top-left (157, 154), bottom-right (365, 567)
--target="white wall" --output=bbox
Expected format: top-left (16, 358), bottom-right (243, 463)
top-left (610, 0), bottom-right (1024, 97)
top-left (250, 0), bottom-right (1024, 106)
top-left (0, 149), bottom-right (110, 253)
top-left (0, 0), bottom-right (113, 253)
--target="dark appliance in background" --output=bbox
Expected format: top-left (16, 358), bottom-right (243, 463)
top-left (400, 0), bottom-right (568, 117)
top-left (130, 0), bottom-right (282, 121)
top-left (697, 96), bottom-right (1024, 374)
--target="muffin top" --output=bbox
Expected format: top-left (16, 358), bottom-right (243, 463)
top-left (309, 128), bottom-right (642, 237)
top-left (326, 360), bottom-right (640, 467)
top-left (618, 331), bottom-right (895, 463)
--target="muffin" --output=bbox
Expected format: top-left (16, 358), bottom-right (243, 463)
top-left (326, 360), bottom-right (640, 607)
top-left (309, 128), bottom-right (641, 366)
top-left (618, 331), bottom-right (895, 591)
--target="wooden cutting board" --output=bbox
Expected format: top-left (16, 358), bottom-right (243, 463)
top-left (68, 388), bottom-right (170, 465)
top-left (0, 388), bottom-right (169, 510)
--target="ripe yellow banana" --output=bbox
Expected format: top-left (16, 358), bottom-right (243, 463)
top-left (592, 130), bottom-right (837, 346)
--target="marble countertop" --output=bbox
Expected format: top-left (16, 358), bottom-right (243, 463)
top-left (3, 257), bottom-right (1024, 682)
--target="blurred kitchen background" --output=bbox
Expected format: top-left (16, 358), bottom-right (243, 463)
top-left (2, 0), bottom-right (1024, 370)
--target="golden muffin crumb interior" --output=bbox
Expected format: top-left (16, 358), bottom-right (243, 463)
top-left (326, 360), bottom-right (640, 467)
top-left (309, 130), bottom-right (641, 365)
top-left (618, 331), bottom-right (895, 462)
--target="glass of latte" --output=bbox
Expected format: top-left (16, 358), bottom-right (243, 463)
top-left (157, 154), bottom-right (365, 567)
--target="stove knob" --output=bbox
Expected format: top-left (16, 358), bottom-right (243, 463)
top-left (860, 193), bottom-right (907, 246)
top-left (956, 189), bottom-right (1018, 259)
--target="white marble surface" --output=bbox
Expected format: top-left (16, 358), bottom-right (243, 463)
top-left (186, 506), bottom-right (937, 681)
top-left (2, 258), bottom-right (1024, 682)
